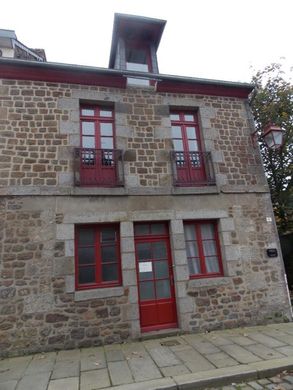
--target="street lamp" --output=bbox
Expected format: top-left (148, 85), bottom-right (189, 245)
top-left (252, 123), bottom-right (285, 150)
top-left (262, 123), bottom-right (285, 150)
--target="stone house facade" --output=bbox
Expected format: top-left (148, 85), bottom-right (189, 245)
top-left (0, 14), bottom-right (291, 357)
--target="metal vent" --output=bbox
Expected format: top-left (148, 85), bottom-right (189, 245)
top-left (160, 339), bottom-right (180, 347)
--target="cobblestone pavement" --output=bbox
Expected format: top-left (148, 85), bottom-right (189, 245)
top-left (0, 323), bottom-right (293, 390)
top-left (207, 371), bottom-right (293, 389)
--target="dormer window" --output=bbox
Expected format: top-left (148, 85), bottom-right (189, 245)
top-left (126, 44), bottom-right (151, 72)
top-left (126, 42), bottom-right (152, 86)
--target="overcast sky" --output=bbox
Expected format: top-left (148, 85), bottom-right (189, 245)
top-left (1, 0), bottom-right (292, 83)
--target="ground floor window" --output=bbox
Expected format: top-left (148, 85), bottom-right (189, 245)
top-left (183, 220), bottom-right (223, 278)
top-left (75, 224), bottom-right (121, 289)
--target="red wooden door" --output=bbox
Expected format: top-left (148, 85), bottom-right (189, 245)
top-left (134, 222), bottom-right (177, 332)
top-left (171, 112), bottom-right (206, 185)
top-left (80, 107), bottom-right (116, 186)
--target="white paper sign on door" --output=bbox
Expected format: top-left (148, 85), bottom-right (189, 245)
top-left (139, 262), bottom-right (152, 273)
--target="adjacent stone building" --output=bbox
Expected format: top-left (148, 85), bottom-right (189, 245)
top-left (0, 29), bottom-right (46, 62)
top-left (0, 14), bottom-right (291, 357)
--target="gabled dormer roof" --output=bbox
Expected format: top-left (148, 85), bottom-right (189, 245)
top-left (109, 13), bottom-right (166, 69)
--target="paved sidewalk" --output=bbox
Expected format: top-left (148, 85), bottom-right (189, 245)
top-left (1, 323), bottom-right (293, 390)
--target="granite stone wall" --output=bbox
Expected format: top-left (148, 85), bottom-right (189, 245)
top-left (0, 78), bottom-right (291, 357)
top-left (0, 79), bottom-right (266, 192)
top-left (0, 193), bottom-right (290, 357)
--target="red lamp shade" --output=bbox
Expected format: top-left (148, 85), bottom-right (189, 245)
top-left (263, 124), bottom-right (285, 149)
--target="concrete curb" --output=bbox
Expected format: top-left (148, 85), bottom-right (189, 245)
top-left (174, 364), bottom-right (257, 389)
top-left (100, 357), bottom-right (293, 390)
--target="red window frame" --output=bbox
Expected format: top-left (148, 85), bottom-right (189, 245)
top-left (184, 220), bottom-right (223, 279)
top-left (170, 110), bottom-right (210, 187)
top-left (75, 224), bottom-right (122, 290)
top-left (170, 110), bottom-right (202, 153)
top-left (80, 106), bottom-right (115, 150)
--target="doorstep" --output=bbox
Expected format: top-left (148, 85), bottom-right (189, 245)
top-left (138, 328), bottom-right (183, 341)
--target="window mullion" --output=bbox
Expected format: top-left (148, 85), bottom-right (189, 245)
top-left (96, 228), bottom-right (102, 285)
top-left (196, 223), bottom-right (206, 274)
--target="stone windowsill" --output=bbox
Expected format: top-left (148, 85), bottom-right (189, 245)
top-left (187, 277), bottom-right (232, 291)
top-left (172, 185), bottom-right (219, 195)
top-left (74, 286), bottom-right (125, 301)
top-left (220, 184), bottom-right (270, 193)
top-left (72, 187), bottom-right (127, 196)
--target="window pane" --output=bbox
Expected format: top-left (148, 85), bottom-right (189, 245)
top-left (82, 136), bottom-right (95, 148)
top-left (184, 224), bottom-right (196, 241)
top-left (100, 110), bottom-right (112, 117)
top-left (274, 132), bottom-right (282, 144)
top-left (190, 152), bottom-right (201, 167)
top-left (139, 281), bottom-right (155, 300)
top-left (101, 137), bottom-right (113, 149)
top-left (186, 127), bottom-right (196, 139)
top-left (102, 151), bottom-right (113, 166)
top-left (154, 260), bottom-right (169, 279)
top-left (101, 228), bottom-right (116, 242)
top-left (173, 139), bottom-right (184, 151)
top-left (126, 48), bottom-right (147, 64)
top-left (139, 262), bottom-right (153, 281)
top-left (79, 267), bottom-right (95, 284)
top-left (134, 224), bottom-right (149, 236)
top-left (170, 113), bottom-right (180, 121)
top-left (156, 280), bottom-right (171, 299)
top-left (201, 224), bottom-right (215, 239)
top-left (82, 121), bottom-right (95, 135)
top-left (102, 264), bottom-right (118, 281)
top-left (186, 241), bottom-right (199, 258)
top-left (78, 247), bottom-right (95, 265)
top-left (203, 240), bottom-right (217, 256)
top-left (101, 245), bottom-right (117, 262)
top-left (205, 256), bottom-right (220, 273)
top-left (81, 109), bottom-right (94, 116)
top-left (151, 223), bottom-right (166, 235)
top-left (126, 62), bottom-right (148, 72)
top-left (184, 114), bottom-right (194, 121)
top-left (175, 152), bottom-right (185, 165)
top-left (81, 152), bottom-right (95, 166)
top-left (137, 242), bottom-right (151, 261)
top-left (188, 258), bottom-right (201, 275)
top-left (100, 123), bottom-right (113, 136)
top-left (127, 77), bottom-right (150, 86)
top-left (171, 126), bottom-right (182, 139)
top-left (152, 242), bottom-right (167, 259)
top-left (78, 229), bottom-right (95, 245)
top-left (188, 140), bottom-right (199, 152)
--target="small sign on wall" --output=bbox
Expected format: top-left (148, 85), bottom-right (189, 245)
top-left (139, 262), bottom-right (152, 273)
top-left (267, 248), bottom-right (278, 257)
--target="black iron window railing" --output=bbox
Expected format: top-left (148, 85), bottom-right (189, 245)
top-left (74, 148), bottom-right (124, 187)
top-left (170, 151), bottom-right (216, 187)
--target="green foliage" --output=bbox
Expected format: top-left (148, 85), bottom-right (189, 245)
top-left (250, 63), bottom-right (293, 233)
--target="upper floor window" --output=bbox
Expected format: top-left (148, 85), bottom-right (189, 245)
top-left (183, 221), bottom-right (223, 278)
top-left (75, 106), bottom-right (123, 187)
top-left (80, 106), bottom-right (114, 150)
top-left (170, 111), bottom-right (215, 186)
top-left (75, 224), bottom-right (121, 289)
